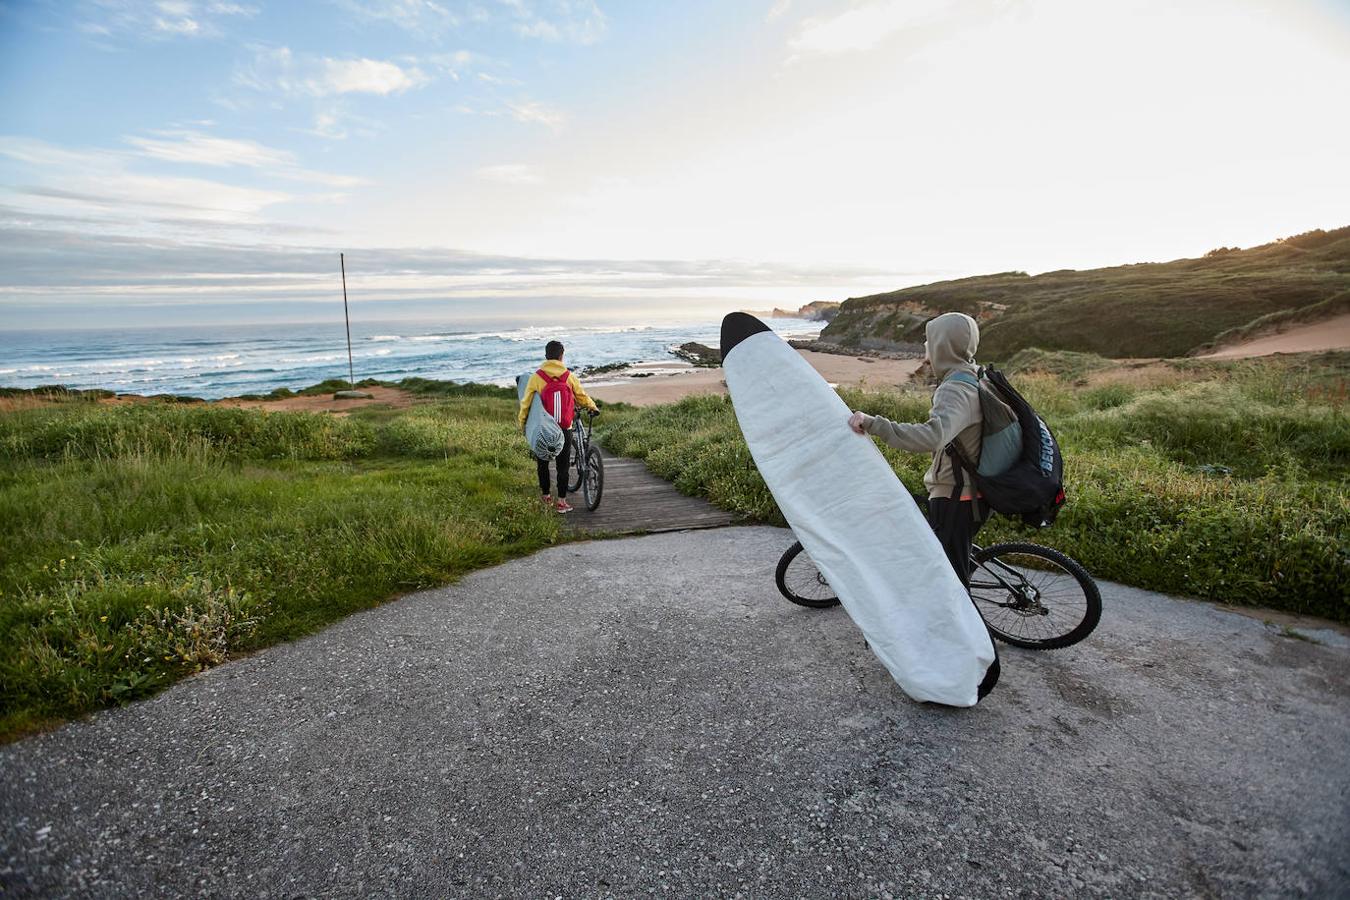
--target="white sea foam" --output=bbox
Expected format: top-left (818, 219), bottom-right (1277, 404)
top-left (0, 316), bottom-right (817, 399)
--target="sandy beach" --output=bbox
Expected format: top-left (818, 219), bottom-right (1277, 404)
top-left (195, 348), bottom-right (924, 414)
top-left (586, 349), bottom-right (924, 407)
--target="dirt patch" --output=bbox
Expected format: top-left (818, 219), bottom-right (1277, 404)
top-left (1076, 360), bottom-right (1189, 391)
top-left (0, 394), bottom-right (66, 413)
top-left (216, 386), bottom-right (416, 415)
top-left (2, 386), bottom-right (419, 416)
top-left (0, 393), bottom-right (204, 413)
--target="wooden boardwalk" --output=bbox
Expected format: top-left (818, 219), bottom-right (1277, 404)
top-left (565, 450), bottom-right (737, 535)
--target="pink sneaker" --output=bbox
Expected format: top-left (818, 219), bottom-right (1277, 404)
top-left (555, 499), bottom-right (575, 513)
top-left (541, 495), bottom-right (555, 508)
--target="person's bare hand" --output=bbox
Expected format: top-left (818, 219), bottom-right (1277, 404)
top-left (848, 411), bottom-right (870, 434)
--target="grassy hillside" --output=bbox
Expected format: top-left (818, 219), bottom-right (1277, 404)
top-left (0, 385), bottom-right (563, 740)
top-left (820, 227), bottom-right (1350, 359)
top-left (598, 351), bottom-right (1349, 623)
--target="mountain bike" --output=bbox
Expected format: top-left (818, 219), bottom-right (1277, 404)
top-left (774, 539), bottom-right (1101, 650)
top-left (565, 409), bottom-right (604, 511)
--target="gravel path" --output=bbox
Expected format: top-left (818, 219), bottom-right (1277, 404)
top-left (3, 526), bottom-right (1347, 898)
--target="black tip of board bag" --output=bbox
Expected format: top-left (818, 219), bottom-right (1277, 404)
top-left (977, 654), bottom-right (1000, 701)
top-left (720, 312), bottom-right (773, 362)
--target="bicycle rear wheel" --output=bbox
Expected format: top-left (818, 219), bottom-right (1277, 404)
top-left (582, 446), bottom-right (603, 510)
top-left (970, 543), bottom-right (1101, 650)
top-left (566, 431), bottom-right (584, 493)
top-left (774, 541), bottom-right (840, 609)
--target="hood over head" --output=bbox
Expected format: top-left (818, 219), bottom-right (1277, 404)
top-left (925, 312), bottom-right (980, 380)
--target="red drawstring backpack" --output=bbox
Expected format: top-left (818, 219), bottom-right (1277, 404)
top-left (537, 369), bottom-right (576, 428)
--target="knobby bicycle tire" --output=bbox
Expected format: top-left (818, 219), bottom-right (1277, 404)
top-left (567, 429), bottom-right (585, 493)
top-left (582, 446), bottom-right (603, 510)
top-left (970, 542), bottom-right (1101, 650)
top-left (774, 541), bottom-right (841, 609)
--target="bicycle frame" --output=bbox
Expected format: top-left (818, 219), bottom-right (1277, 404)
top-left (968, 544), bottom-right (1040, 610)
top-left (571, 415), bottom-right (593, 474)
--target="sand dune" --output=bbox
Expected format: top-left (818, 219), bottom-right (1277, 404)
top-left (1200, 313), bottom-right (1350, 359)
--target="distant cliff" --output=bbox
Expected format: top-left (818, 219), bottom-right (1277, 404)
top-left (741, 301), bottom-right (842, 322)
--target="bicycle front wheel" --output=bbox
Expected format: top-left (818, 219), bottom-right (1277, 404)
top-left (970, 543), bottom-right (1101, 650)
top-left (774, 541), bottom-right (840, 609)
top-left (582, 446), bottom-right (603, 510)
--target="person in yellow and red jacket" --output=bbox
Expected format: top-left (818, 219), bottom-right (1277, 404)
top-left (517, 340), bottom-right (599, 513)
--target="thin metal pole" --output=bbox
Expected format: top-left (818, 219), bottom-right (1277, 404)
top-left (341, 253), bottom-right (354, 390)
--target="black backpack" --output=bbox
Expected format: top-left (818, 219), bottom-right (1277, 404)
top-left (945, 366), bottom-right (1066, 528)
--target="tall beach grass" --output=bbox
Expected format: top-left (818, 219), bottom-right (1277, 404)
top-left (598, 352), bottom-right (1349, 622)
top-left (0, 390), bottom-right (559, 740)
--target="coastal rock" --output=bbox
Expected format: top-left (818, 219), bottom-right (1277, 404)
top-left (788, 339), bottom-right (924, 360)
top-left (671, 342), bottom-right (721, 367)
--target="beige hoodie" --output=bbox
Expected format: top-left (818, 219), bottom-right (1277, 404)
top-left (864, 312), bottom-right (982, 499)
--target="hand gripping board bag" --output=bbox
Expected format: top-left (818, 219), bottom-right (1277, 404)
top-left (517, 372), bottom-right (565, 461)
top-left (946, 366), bottom-right (1065, 528)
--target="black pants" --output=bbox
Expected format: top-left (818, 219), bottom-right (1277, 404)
top-left (926, 497), bottom-right (988, 589)
top-left (537, 427), bottom-right (573, 497)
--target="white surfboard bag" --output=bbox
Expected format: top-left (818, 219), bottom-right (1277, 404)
top-left (721, 313), bottom-right (998, 707)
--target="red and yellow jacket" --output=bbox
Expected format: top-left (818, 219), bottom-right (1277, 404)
top-left (517, 359), bottom-right (598, 429)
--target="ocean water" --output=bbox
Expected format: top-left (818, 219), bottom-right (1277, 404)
top-left (0, 317), bottom-right (819, 400)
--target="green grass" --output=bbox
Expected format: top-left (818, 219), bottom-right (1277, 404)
top-left (820, 226), bottom-right (1350, 359)
top-left (598, 351), bottom-right (1349, 622)
top-left (0, 392), bottom-right (560, 740)
top-left (5, 358), bottom-right (1347, 739)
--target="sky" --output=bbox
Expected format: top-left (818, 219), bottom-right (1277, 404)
top-left (1, 0), bottom-right (1348, 329)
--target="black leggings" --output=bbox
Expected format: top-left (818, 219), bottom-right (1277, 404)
top-left (537, 427), bottom-right (573, 497)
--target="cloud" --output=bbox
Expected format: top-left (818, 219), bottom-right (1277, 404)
top-left (477, 163), bottom-right (543, 184)
top-left (78, 0), bottom-right (258, 41)
top-left (0, 225), bottom-right (907, 330)
top-left (766, 0), bottom-right (792, 21)
top-left (504, 99), bottom-right (565, 128)
top-left (787, 0), bottom-right (955, 58)
top-left (334, 0), bottom-right (460, 36)
top-left (0, 135), bottom-right (315, 225)
top-left (236, 46), bottom-right (431, 98)
top-left (498, 0), bottom-right (607, 45)
top-left (0, 203), bottom-right (338, 238)
top-left (426, 50), bottom-right (483, 79)
top-left (782, 0), bottom-right (1025, 62)
top-left (14, 176), bottom-right (292, 221)
top-left (453, 98), bottom-right (566, 130)
top-left (476, 72), bottom-right (522, 86)
top-left (321, 57), bottom-right (428, 95)
top-left (125, 130), bottom-right (367, 186)
top-left (127, 131), bottom-right (294, 168)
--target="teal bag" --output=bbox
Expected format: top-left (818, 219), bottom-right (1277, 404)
top-left (945, 370), bottom-right (1021, 476)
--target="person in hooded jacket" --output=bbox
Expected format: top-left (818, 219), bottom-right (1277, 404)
top-left (847, 312), bottom-right (987, 588)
